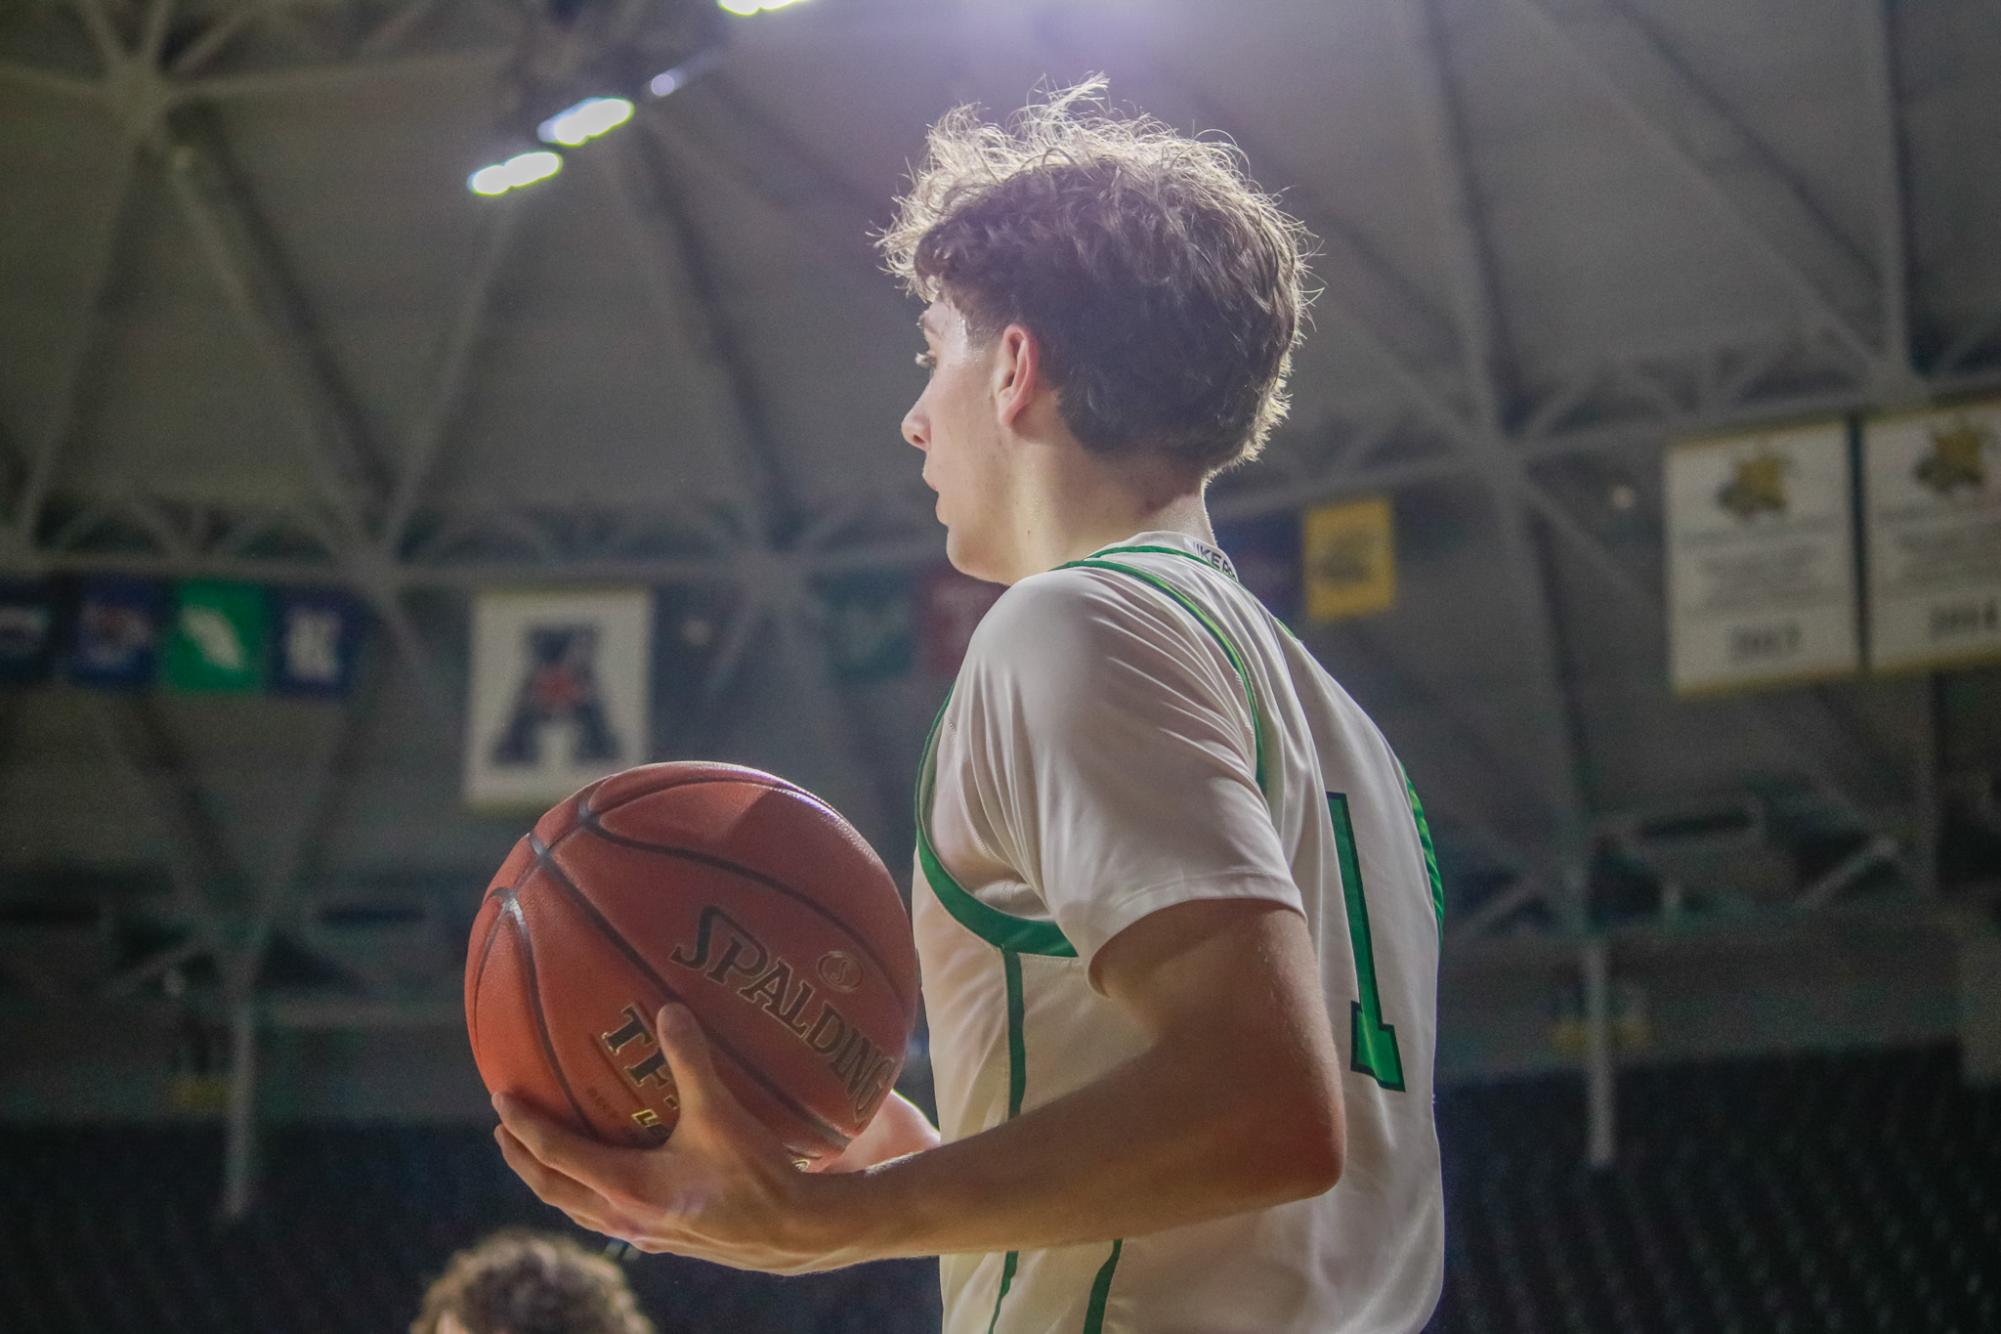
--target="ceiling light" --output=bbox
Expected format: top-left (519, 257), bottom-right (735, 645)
top-left (719, 0), bottom-right (810, 16)
top-left (536, 96), bottom-right (635, 148)
top-left (467, 150), bottom-right (564, 198)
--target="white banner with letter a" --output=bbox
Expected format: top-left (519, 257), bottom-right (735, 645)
top-left (464, 589), bottom-right (653, 810)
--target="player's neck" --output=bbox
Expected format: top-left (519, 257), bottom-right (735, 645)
top-left (1009, 445), bottom-right (1213, 579)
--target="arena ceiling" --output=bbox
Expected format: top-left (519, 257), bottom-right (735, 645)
top-left (1, 0), bottom-right (1999, 1018)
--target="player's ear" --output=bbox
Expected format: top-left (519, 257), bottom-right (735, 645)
top-left (992, 323), bottom-right (1040, 429)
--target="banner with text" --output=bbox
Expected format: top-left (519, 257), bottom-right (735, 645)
top-left (0, 579), bottom-right (57, 685)
top-left (164, 581), bottom-right (269, 693)
top-left (1863, 402), bottom-right (2001, 672)
top-left (269, 587), bottom-right (366, 696)
top-left (1304, 497), bottom-right (1396, 622)
top-left (1666, 422), bottom-right (1859, 693)
top-left (465, 589), bottom-right (653, 810)
top-left (69, 576), bottom-right (167, 690)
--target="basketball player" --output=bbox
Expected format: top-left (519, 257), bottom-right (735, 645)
top-left (494, 82), bottom-right (1445, 1332)
top-left (411, 1230), bottom-right (656, 1334)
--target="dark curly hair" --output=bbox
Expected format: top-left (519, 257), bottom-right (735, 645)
top-left (881, 79), bottom-right (1314, 479)
top-left (410, 1231), bottom-right (654, 1334)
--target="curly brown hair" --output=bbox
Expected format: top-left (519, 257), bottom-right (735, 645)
top-left (410, 1231), bottom-right (655, 1334)
top-left (880, 78), bottom-right (1314, 480)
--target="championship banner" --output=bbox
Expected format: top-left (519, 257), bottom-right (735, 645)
top-left (0, 579), bottom-right (58, 685)
top-left (918, 565), bottom-right (1002, 677)
top-left (1304, 496), bottom-right (1395, 622)
top-left (1862, 402), bottom-right (2001, 672)
top-left (68, 576), bottom-right (167, 690)
top-left (269, 587), bottom-right (365, 696)
top-left (464, 589), bottom-right (653, 810)
top-left (1666, 421), bottom-right (1859, 693)
top-left (1215, 512), bottom-right (1303, 622)
top-left (817, 571), bottom-right (914, 683)
top-left (163, 580), bottom-right (268, 693)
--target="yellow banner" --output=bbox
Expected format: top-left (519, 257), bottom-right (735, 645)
top-left (1304, 496), bottom-right (1396, 621)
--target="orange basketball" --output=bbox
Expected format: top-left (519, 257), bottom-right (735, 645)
top-left (464, 762), bottom-right (920, 1164)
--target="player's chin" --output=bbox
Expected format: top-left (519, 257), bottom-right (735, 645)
top-left (941, 526), bottom-right (994, 583)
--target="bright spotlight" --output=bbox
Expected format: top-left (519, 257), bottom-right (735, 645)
top-left (719, 0), bottom-right (810, 16)
top-left (467, 150), bottom-right (564, 198)
top-left (536, 96), bottom-right (635, 148)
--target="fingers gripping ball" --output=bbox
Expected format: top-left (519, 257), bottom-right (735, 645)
top-left (465, 763), bottom-right (921, 1164)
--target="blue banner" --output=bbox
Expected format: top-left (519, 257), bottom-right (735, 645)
top-left (67, 576), bottom-right (167, 690)
top-left (0, 579), bottom-right (58, 685)
top-left (268, 587), bottom-right (365, 696)
top-left (1216, 511), bottom-right (1304, 623)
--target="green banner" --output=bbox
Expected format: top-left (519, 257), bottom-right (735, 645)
top-left (164, 581), bottom-right (268, 693)
top-left (819, 571), bottom-right (914, 682)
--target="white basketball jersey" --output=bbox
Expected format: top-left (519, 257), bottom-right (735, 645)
top-left (913, 531), bottom-right (1444, 1334)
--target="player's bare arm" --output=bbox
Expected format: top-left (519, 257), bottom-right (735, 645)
top-left (809, 1090), bottom-right (941, 1173)
top-left (492, 896), bottom-right (1342, 1273)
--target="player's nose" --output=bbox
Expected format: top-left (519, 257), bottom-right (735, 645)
top-left (901, 404), bottom-right (929, 453)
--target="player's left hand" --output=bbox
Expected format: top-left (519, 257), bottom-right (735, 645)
top-left (491, 1003), bottom-right (850, 1274)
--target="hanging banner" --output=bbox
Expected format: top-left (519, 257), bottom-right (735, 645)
top-left (1666, 421), bottom-right (1859, 693)
top-left (68, 576), bottom-right (167, 690)
top-left (918, 565), bottom-right (1003, 677)
top-left (464, 589), bottom-right (653, 810)
top-left (1862, 402), bottom-right (2001, 672)
top-left (1304, 496), bottom-right (1395, 622)
top-left (163, 581), bottom-right (268, 693)
top-left (817, 571), bottom-right (914, 683)
top-left (269, 587), bottom-right (366, 696)
top-left (0, 579), bottom-right (58, 686)
top-left (1216, 512), bottom-right (1303, 623)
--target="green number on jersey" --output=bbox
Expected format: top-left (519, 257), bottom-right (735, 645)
top-left (1328, 792), bottom-right (1406, 1092)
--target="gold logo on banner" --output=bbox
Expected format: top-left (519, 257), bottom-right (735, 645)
top-left (1304, 496), bottom-right (1395, 622)
top-left (1716, 450), bottom-right (1791, 521)
top-left (1915, 418), bottom-right (1992, 498)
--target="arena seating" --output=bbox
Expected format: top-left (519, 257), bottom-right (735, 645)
top-left (0, 1043), bottom-right (1992, 1331)
top-left (1428, 1044), bottom-right (2000, 1334)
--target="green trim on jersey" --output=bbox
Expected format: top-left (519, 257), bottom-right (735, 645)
top-left (1401, 764), bottom-right (1445, 935)
top-left (1003, 951), bottom-right (1028, 1117)
top-left (1056, 557), bottom-right (1270, 802)
top-left (915, 693), bottom-right (1078, 958)
top-left (1083, 1238), bottom-right (1125, 1333)
top-left (912, 553), bottom-right (1270, 957)
top-left (1082, 542), bottom-right (1240, 580)
top-left (984, 950), bottom-right (1029, 1334)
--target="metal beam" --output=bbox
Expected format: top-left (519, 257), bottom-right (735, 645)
top-left (1392, 0), bottom-right (1595, 899)
top-left (86, 696), bottom-right (233, 975)
top-left (1515, 484), bottom-right (1886, 828)
top-left (1851, 0), bottom-right (1917, 384)
top-left (162, 129), bottom-right (383, 532)
top-left (593, 127), bottom-right (770, 533)
top-left (10, 133), bottom-right (137, 555)
top-left (381, 202), bottom-right (522, 554)
top-left (0, 59), bottom-right (104, 100)
top-left (223, 653), bottom-right (389, 999)
top-left (1595, 0), bottom-right (1878, 289)
top-left (1506, 0), bottom-right (1885, 377)
top-left (162, 45), bottom-right (511, 103)
top-left (1125, 62), bottom-right (1461, 357)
